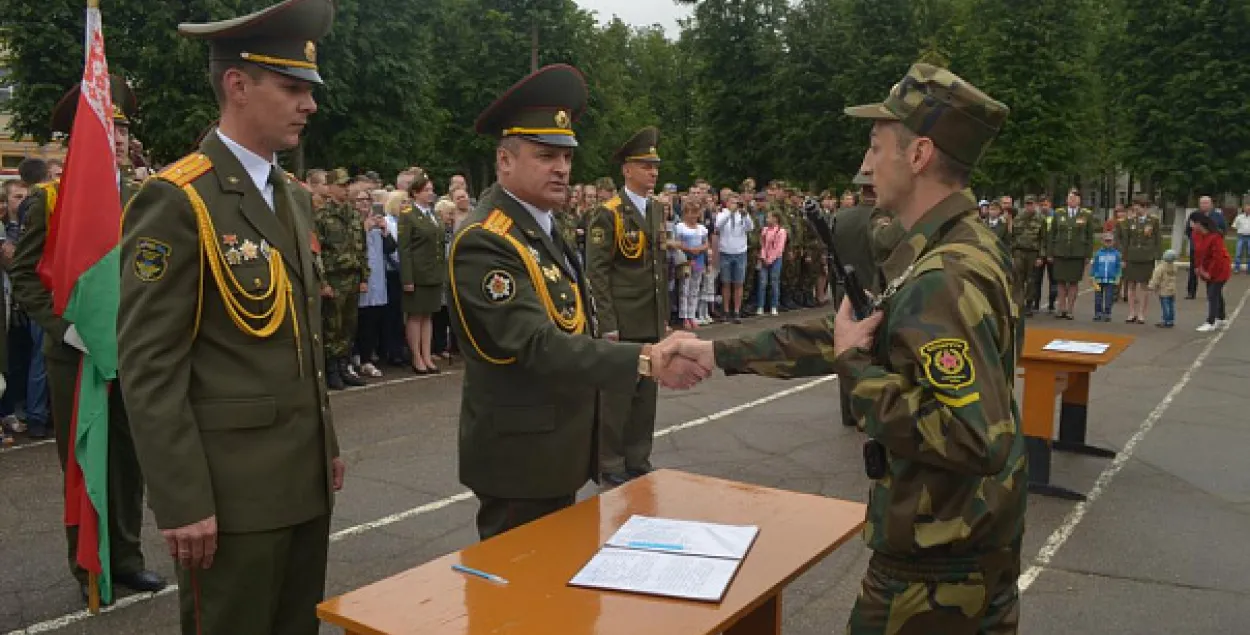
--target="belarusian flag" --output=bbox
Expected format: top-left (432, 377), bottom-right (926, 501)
top-left (37, 0), bottom-right (123, 608)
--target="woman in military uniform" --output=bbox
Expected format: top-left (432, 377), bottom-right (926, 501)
top-left (400, 171), bottom-right (447, 373)
top-left (1046, 189), bottom-right (1095, 319)
top-left (1117, 195), bottom-right (1162, 323)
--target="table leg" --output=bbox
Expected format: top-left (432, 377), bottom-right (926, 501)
top-left (726, 593), bottom-right (780, 635)
top-left (1054, 371), bottom-right (1117, 459)
top-left (1021, 366), bottom-right (1086, 501)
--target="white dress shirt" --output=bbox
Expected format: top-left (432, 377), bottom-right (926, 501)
top-left (624, 187), bottom-right (648, 220)
top-left (217, 129), bottom-right (278, 211)
top-left (502, 187), bottom-right (554, 237)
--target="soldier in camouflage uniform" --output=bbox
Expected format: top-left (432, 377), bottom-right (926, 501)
top-left (1010, 195), bottom-right (1047, 316)
top-left (673, 63), bottom-right (1024, 635)
top-left (1117, 193), bottom-right (1163, 323)
top-left (316, 170), bottom-right (370, 389)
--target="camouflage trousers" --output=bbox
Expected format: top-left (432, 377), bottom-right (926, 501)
top-left (322, 282), bottom-right (360, 358)
top-left (847, 550), bottom-right (1020, 635)
top-left (1011, 249), bottom-right (1040, 310)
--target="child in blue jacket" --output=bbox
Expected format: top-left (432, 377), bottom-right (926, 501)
top-left (1091, 231), bottom-right (1123, 322)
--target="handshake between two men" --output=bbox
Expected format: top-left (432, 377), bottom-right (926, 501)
top-left (644, 298), bottom-right (887, 390)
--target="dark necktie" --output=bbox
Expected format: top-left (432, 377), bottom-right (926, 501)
top-left (267, 166), bottom-right (296, 233)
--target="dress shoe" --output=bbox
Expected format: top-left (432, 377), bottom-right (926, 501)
top-left (600, 472), bottom-right (631, 487)
top-left (115, 569), bottom-right (167, 593)
top-left (339, 359), bottom-right (366, 387)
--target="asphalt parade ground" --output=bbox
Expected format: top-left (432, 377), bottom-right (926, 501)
top-left (2, 276), bottom-right (1248, 634)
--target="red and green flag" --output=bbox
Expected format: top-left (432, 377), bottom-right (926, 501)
top-left (37, 0), bottom-right (124, 607)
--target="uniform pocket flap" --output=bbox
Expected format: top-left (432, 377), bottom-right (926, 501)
top-left (193, 397), bottom-right (278, 431)
top-left (493, 405), bottom-right (556, 435)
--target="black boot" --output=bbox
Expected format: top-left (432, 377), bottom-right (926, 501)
top-left (326, 355), bottom-right (345, 390)
top-left (339, 358), bottom-right (366, 387)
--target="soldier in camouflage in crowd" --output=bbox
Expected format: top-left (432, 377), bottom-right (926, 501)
top-left (316, 170), bottom-right (370, 389)
top-left (1010, 195), bottom-right (1048, 316)
top-left (672, 63), bottom-right (1024, 635)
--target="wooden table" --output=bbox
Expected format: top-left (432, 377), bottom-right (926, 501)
top-left (1019, 328), bottom-right (1135, 500)
top-left (318, 469), bottom-right (866, 635)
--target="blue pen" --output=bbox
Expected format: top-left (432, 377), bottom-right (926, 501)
top-left (452, 563), bottom-right (509, 585)
top-left (626, 541), bottom-right (686, 551)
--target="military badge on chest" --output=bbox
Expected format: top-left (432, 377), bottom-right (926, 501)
top-left (221, 234), bottom-right (270, 266)
top-left (483, 269), bottom-right (516, 304)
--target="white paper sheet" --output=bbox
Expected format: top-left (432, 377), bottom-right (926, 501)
top-left (1042, 339), bottom-right (1110, 355)
top-left (604, 515), bottom-right (759, 560)
top-left (568, 546), bottom-right (742, 602)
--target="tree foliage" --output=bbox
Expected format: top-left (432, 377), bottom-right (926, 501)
top-left (2, 0), bottom-right (1248, 197)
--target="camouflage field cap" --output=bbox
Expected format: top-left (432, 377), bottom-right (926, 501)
top-left (178, 0), bottom-right (335, 85)
top-left (475, 64), bottom-right (587, 148)
top-left (1023, 194), bottom-right (1036, 204)
top-left (845, 63), bottom-right (1009, 167)
top-left (613, 126), bottom-right (661, 164)
top-left (50, 74), bottom-right (137, 134)
top-left (331, 167), bottom-right (350, 186)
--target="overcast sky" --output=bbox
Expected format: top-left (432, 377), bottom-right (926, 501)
top-left (575, 0), bottom-right (694, 38)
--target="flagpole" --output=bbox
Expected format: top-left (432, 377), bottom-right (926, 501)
top-left (82, 0), bottom-right (102, 616)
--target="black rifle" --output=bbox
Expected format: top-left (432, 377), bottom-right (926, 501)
top-left (802, 198), bottom-right (887, 480)
top-left (803, 198), bottom-right (872, 320)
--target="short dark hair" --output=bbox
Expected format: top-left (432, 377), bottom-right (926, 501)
top-left (17, 157), bottom-right (47, 185)
top-left (894, 125), bottom-right (971, 188)
top-left (209, 61), bottom-right (266, 105)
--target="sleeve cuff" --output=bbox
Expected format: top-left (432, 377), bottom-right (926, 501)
top-left (832, 346), bottom-right (874, 384)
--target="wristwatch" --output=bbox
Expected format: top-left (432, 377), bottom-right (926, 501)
top-left (638, 352), bottom-right (652, 378)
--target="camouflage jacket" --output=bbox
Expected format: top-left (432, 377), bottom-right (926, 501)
top-left (315, 200), bottom-right (369, 284)
top-left (1010, 209), bottom-right (1047, 255)
top-left (713, 191), bottom-right (1027, 560)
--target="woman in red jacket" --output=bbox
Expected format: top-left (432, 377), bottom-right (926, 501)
top-left (1191, 213), bottom-right (1231, 332)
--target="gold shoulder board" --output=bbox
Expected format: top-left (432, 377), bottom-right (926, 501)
top-left (483, 209), bottom-right (514, 236)
top-left (157, 153), bottom-right (213, 187)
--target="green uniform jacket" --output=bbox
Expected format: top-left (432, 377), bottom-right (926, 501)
top-left (1117, 214), bottom-right (1163, 262)
top-left (869, 208), bottom-right (906, 271)
top-left (831, 205), bottom-right (883, 295)
top-left (117, 132), bottom-right (338, 533)
top-left (448, 184), bottom-right (643, 499)
top-left (11, 180), bottom-right (138, 364)
top-left (316, 201), bottom-right (368, 286)
top-left (983, 216), bottom-right (1010, 246)
top-left (1010, 209), bottom-right (1047, 256)
top-left (398, 204), bottom-right (447, 288)
top-left (712, 191), bottom-right (1027, 559)
top-left (584, 192), bottom-right (669, 340)
top-left (1047, 207), bottom-right (1096, 259)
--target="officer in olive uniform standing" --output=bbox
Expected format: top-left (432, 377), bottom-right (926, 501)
top-left (1118, 193), bottom-right (1162, 323)
top-left (673, 62), bottom-right (1025, 635)
top-left (830, 171), bottom-right (882, 428)
top-left (317, 169), bottom-right (369, 388)
top-left (1010, 195), bottom-right (1048, 316)
top-left (116, 1), bottom-right (344, 632)
top-left (585, 127), bottom-right (671, 486)
top-left (448, 65), bottom-right (702, 540)
top-left (1047, 188), bottom-right (1095, 319)
top-left (10, 77), bottom-right (166, 602)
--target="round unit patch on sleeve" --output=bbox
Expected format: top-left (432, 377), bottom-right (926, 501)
top-left (133, 237), bottom-right (172, 282)
top-left (918, 338), bottom-right (975, 390)
top-left (482, 269), bottom-right (516, 304)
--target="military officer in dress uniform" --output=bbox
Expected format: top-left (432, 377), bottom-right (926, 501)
top-left (116, 1), bottom-right (344, 632)
top-left (10, 76), bottom-right (167, 603)
top-left (449, 64), bottom-right (704, 540)
top-left (1118, 193), bottom-right (1163, 323)
top-left (1046, 188), bottom-right (1095, 319)
top-left (585, 127), bottom-right (671, 486)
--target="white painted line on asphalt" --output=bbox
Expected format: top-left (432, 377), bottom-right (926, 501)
top-left (4, 373), bottom-right (835, 633)
top-left (1019, 286), bottom-right (1249, 592)
top-left (0, 438), bottom-right (54, 454)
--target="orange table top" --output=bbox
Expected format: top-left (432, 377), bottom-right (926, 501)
top-left (1020, 328), bottom-right (1135, 369)
top-left (318, 469), bottom-right (866, 635)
